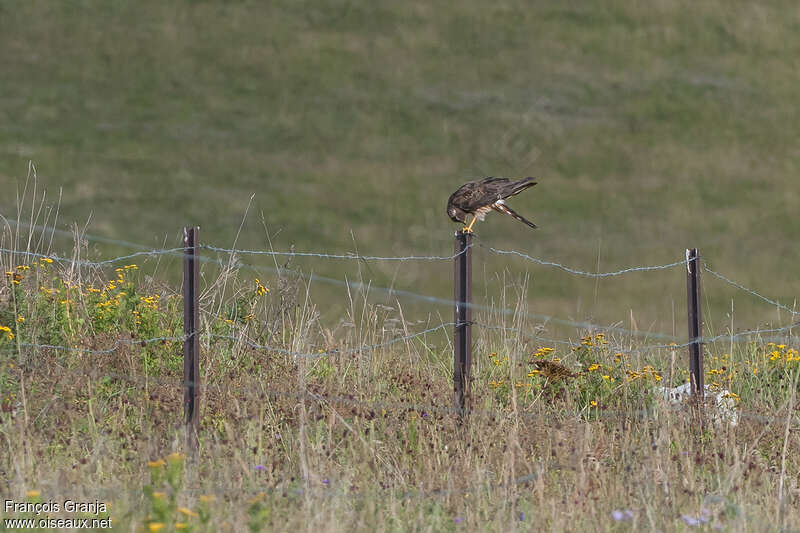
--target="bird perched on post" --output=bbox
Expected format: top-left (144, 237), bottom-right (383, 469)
top-left (447, 177), bottom-right (538, 233)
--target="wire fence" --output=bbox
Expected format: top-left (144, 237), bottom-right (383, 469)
top-left (480, 244), bottom-right (687, 278)
top-left (2, 226), bottom-right (799, 415)
top-left (3, 316), bottom-right (797, 364)
top-left (704, 264), bottom-right (799, 317)
top-left (3, 237), bottom-right (798, 346)
top-left (2, 227), bottom-right (800, 353)
top-left (2, 222), bottom-right (798, 508)
top-left (200, 244), bottom-right (472, 262)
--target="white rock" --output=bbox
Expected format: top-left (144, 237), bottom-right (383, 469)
top-left (654, 383), bottom-right (738, 427)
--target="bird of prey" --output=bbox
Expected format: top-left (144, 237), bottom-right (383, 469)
top-left (447, 177), bottom-right (538, 233)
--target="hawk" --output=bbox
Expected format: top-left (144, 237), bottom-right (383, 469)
top-left (447, 177), bottom-right (538, 233)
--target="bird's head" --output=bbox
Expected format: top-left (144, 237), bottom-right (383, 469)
top-left (447, 205), bottom-right (466, 224)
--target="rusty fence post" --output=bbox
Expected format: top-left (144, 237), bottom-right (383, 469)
top-left (686, 248), bottom-right (704, 401)
top-left (184, 226), bottom-right (200, 448)
top-left (454, 230), bottom-right (473, 414)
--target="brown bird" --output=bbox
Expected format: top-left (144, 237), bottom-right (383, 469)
top-left (533, 360), bottom-right (579, 382)
top-left (447, 177), bottom-right (538, 233)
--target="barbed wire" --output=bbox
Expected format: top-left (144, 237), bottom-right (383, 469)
top-left (3, 335), bottom-right (186, 355)
top-left (0, 247), bottom-right (186, 268)
top-left (0, 321), bottom-right (454, 361)
top-left (480, 244), bottom-right (687, 278)
top-left (1, 237), bottom-right (691, 278)
top-left (204, 242), bottom-right (690, 280)
top-left (4, 222), bottom-right (798, 321)
top-left (475, 320), bottom-right (800, 353)
top-left (2, 312), bottom-right (797, 363)
top-left (1, 235), bottom-right (799, 358)
top-left (200, 244), bottom-right (472, 262)
top-left (703, 264), bottom-right (799, 316)
top-left (0, 244), bottom-right (692, 343)
top-left (209, 321), bottom-right (456, 360)
top-left (3, 217), bottom-right (180, 252)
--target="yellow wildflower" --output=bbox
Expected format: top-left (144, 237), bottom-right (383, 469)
top-left (166, 452), bottom-right (185, 462)
top-left (248, 492), bottom-right (265, 505)
top-left (255, 278), bottom-right (269, 296)
top-left (0, 325), bottom-right (14, 340)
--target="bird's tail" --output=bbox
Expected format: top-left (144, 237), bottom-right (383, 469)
top-left (507, 177), bottom-right (537, 197)
top-left (494, 203), bottom-right (537, 229)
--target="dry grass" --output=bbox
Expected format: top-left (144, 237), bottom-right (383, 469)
top-left (0, 217), bottom-right (798, 532)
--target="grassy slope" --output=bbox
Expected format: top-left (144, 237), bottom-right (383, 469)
top-left (1, 1), bottom-right (799, 333)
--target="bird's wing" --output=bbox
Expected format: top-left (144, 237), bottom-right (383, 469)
top-left (449, 181), bottom-right (497, 212)
top-left (501, 177), bottom-right (537, 199)
top-left (449, 177), bottom-right (537, 212)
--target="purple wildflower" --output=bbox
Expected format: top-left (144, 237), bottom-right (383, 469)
top-left (254, 465), bottom-right (266, 471)
top-left (682, 515), bottom-right (701, 526)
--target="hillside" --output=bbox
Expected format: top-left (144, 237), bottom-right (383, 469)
top-left (1, 1), bottom-right (799, 337)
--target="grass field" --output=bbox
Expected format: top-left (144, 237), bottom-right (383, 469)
top-left (0, 226), bottom-right (798, 531)
top-left (1, 1), bottom-right (800, 530)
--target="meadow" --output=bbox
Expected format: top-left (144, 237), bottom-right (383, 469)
top-left (1, 1), bottom-right (800, 531)
top-left (2, 1), bottom-right (800, 329)
top-left (0, 211), bottom-right (798, 531)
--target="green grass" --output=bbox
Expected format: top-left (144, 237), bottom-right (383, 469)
top-left (1, 1), bottom-right (800, 332)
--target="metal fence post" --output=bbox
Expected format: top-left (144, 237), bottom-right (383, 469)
top-left (686, 248), bottom-right (704, 401)
top-left (454, 230), bottom-right (472, 413)
top-left (184, 226), bottom-right (200, 447)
